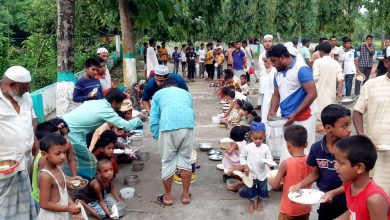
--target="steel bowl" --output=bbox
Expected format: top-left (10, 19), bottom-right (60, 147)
top-left (198, 142), bottom-right (213, 151)
top-left (207, 149), bottom-right (223, 155)
top-left (138, 151), bottom-right (150, 161)
top-left (132, 163), bottom-right (144, 172)
top-left (124, 175), bottom-right (139, 186)
top-left (209, 154), bottom-right (223, 161)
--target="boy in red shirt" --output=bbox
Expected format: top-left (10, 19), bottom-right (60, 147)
top-left (325, 135), bottom-right (390, 220)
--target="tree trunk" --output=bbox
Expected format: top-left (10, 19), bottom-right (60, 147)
top-left (56, 0), bottom-right (76, 116)
top-left (119, 0), bottom-right (137, 86)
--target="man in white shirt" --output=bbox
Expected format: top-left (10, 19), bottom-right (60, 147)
top-left (242, 40), bottom-right (258, 83)
top-left (258, 34), bottom-right (274, 107)
top-left (313, 42), bottom-right (343, 121)
top-left (0, 66), bottom-right (37, 219)
top-left (340, 37), bottom-right (360, 96)
top-left (353, 47), bottom-right (390, 194)
top-left (146, 39), bottom-right (159, 78)
top-left (198, 43), bottom-right (206, 78)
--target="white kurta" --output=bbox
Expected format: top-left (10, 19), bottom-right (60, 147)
top-left (146, 47), bottom-right (159, 78)
top-left (313, 55), bottom-right (343, 120)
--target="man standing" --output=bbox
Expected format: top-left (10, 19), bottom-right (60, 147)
top-left (355, 35), bottom-right (376, 95)
top-left (232, 41), bottom-right (246, 78)
top-left (0, 66), bottom-right (37, 219)
top-left (258, 34), bottom-right (274, 108)
top-left (299, 39), bottom-right (311, 65)
top-left (186, 47), bottom-right (197, 82)
top-left (142, 65), bottom-right (188, 112)
top-left (160, 42), bottom-right (169, 66)
top-left (198, 43), bottom-right (206, 78)
top-left (353, 47), bottom-right (390, 194)
top-left (267, 44), bottom-right (317, 161)
top-left (329, 36), bottom-right (340, 60)
top-left (96, 48), bottom-right (112, 91)
top-left (150, 78), bottom-right (195, 205)
top-left (313, 42), bottom-right (343, 121)
top-left (215, 48), bottom-right (224, 79)
top-left (146, 39), bottom-right (159, 78)
top-left (95, 56), bottom-right (112, 96)
top-left (242, 40), bottom-right (257, 83)
top-left (205, 44), bottom-right (214, 80)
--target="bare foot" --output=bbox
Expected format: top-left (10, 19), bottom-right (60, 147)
top-left (256, 199), bottom-right (264, 213)
top-left (247, 201), bottom-right (255, 214)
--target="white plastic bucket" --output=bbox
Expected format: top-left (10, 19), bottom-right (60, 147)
top-left (120, 187), bottom-right (135, 199)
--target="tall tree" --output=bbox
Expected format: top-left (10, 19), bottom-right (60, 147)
top-left (56, 0), bottom-right (76, 116)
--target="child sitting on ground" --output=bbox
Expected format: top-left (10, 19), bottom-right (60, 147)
top-left (37, 133), bottom-right (80, 219)
top-left (93, 132), bottom-right (119, 175)
top-left (290, 104), bottom-right (351, 220)
top-left (81, 159), bottom-right (122, 220)
top-left (220, 100), bottom-right (241, 128)
top-left (239, 120), bottom-right (273, 214)
top-left (235, 102), bottom-right (258, 126)
top-left (240, 74), bottom-right (249, 96)
top-left (323, 135), bottom-right (390, 220)
top-left (222, 125), bottom-right (250, 172)
top-left (268, 125), bottom-right (313, 220)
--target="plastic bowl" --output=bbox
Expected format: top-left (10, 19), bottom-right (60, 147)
top-left (116, 202), bottom-right (126, 217)
top-left (212, 116), bottom-right (220, 124)
top-left (120, 187), bottom-right (135, 199)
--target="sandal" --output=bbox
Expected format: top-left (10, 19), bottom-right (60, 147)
top-left (157, 194), bottom-right (173, 206)
top-left (181, 193), bottom-right (192, 205)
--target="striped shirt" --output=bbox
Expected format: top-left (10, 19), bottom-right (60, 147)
top-left (354, 74), bottom-right (390, 145)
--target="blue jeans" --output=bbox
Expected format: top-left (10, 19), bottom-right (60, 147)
top-left (173, 61), bottom-right (179, 74)
top-left (188, 63), bottom-right (195, 79)
top-left (238, 179), bottom-right (268, 200)
top-left (344, 74), bottom-right (354, 96)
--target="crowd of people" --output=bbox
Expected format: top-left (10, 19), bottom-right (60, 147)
top-left (0, 33), bottom-right (390, 220)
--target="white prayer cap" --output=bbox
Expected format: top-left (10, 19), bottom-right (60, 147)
top-left (97, 47), bottom-right (109, 54)
top-left (284, 42), bottom-right (294, 48)
top-left (154, 65), bottom-right (169, 76)
top-left (4, 66), bottom-right (31, 83)
top-left (263, 34), bottom-right (273, 40)
top-left (287, 46), bottom-right (298, 57)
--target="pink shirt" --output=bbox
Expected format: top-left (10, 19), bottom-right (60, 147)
top-left (280, 156), bottom-right (313, 216)
top-left (344, 179), bottom-right (390, 220)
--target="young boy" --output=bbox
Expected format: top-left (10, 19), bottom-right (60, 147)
top-left (181, 44), bottom-right (187, 77)
top-left (239, 121), bottom-right (273, 214)
top-left (73, 58), bottom-right (104, 103)
top-left (37, 133), bottom-right (80, 219)
top-left (290, 104), bottom-right (352, 220)
top-left (172, 47), bottom-right (180, 74)
top-left (186, 47), bottom-right (197, 81)
top-left (95, 56), bottom-right (112, 96)
top-left (93, 135), bottom-right (119, 175)
top-left (340, 38), bottom-right (359, 97)
top-left (240, 74), bottom-right (249, 96)
top-left (215, 48), bottom-right (225, 79)
top-left (324, 136), bottom-right (390, 220)
top-left (268, 125), bottom-right (313, 220)
top-left (82, 159), bottom-right (122, 220)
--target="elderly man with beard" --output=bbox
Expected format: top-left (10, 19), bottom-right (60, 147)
top-left (142, 65), bottom-right (188, 112)
top-left (0, 66), bottom-right (37, 219)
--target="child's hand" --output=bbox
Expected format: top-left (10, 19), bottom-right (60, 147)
top-left (244, 166), bottom-right (250, 176)
top-left (321, 191), bottom-right (334, 203)
top-left (289, 183), bottom-right (301, 193)
top-left (67, 204), bottom-right (81, 215)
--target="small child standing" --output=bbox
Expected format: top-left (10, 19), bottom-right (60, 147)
top-left (324, 135), bottom-right (390, 220)
top-left (222, 125), bottom-right (250, 171)
top-left (240, 74), bottom-right (250, 96)
top-left (37, 133), bottom-right (80, 219)
top-left (172, 46), bottom-right (180, 74)
top-left (181, 44), bottom-right (187, 76)
top-left (186, 47), bottom-right (197, 81)
top-left (290, 104), bottom-right (352, 220)
top-left (82, 159), bottom-right (122, 220)
top-left (268, 125), bottom-right (313, 220)
top-left (239, 121), bottom-right (273, 214)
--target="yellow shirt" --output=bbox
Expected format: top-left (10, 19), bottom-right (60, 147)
top-left (354, 74), bottom-right (390, 145)
top-left (205, 50), bottom-right (213, 65)
top-left (216, 54), bottom-right (225, 65)
top-left (160, 47), bottom-right (168, 61)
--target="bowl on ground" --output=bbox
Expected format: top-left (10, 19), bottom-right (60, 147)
top-left (132, 163), bottom-right (144, 172)
top-left (226, 178), bottom-right (240, 191)
top-left (198, 142), bottom-right (213, 151)
top-left (120, 187), bottom-right (135, 199)
top-left (124, 175), bottom-right (139, 186)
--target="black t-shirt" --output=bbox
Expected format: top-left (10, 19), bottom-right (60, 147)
top-left (377, 48), bottom-right (387, 76)
top-left (186, 51), bottom-right (197, 64)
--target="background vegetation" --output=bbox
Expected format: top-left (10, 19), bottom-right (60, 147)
top-left (1, 0), bottom-right (389, 90)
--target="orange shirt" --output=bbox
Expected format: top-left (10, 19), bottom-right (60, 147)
top-left (280, 156), bottom-right (313, 216)
top-left (160, 47), bottom-right (168, 61)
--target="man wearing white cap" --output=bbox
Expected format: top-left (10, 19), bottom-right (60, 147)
top-left (96, 48), bottom-right (113, 95)
top-left (146, 39), bottom-right (159, 78)
top-left (258, 34), bottom-right (274, 108)
top-left (142, 65), bottom-right (188, 112)
top-left (0, 66), bottom-right (37, 219)
top-left (353, 46), bottom-right (390, 194)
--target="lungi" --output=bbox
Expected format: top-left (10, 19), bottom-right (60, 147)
top-left (158, 128), bottom-right (194, 180)
top-left (0, 170), bottom-right (37, 220)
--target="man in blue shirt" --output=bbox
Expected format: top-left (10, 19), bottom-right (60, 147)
top-left (142, 65), bottom-right (188, 112)
top-left (149, 78), bottom-right (195, 206)
top-left (73, 58), bottom-right (104, 103)
top-left (232, 41), bottom-right (246, 77)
